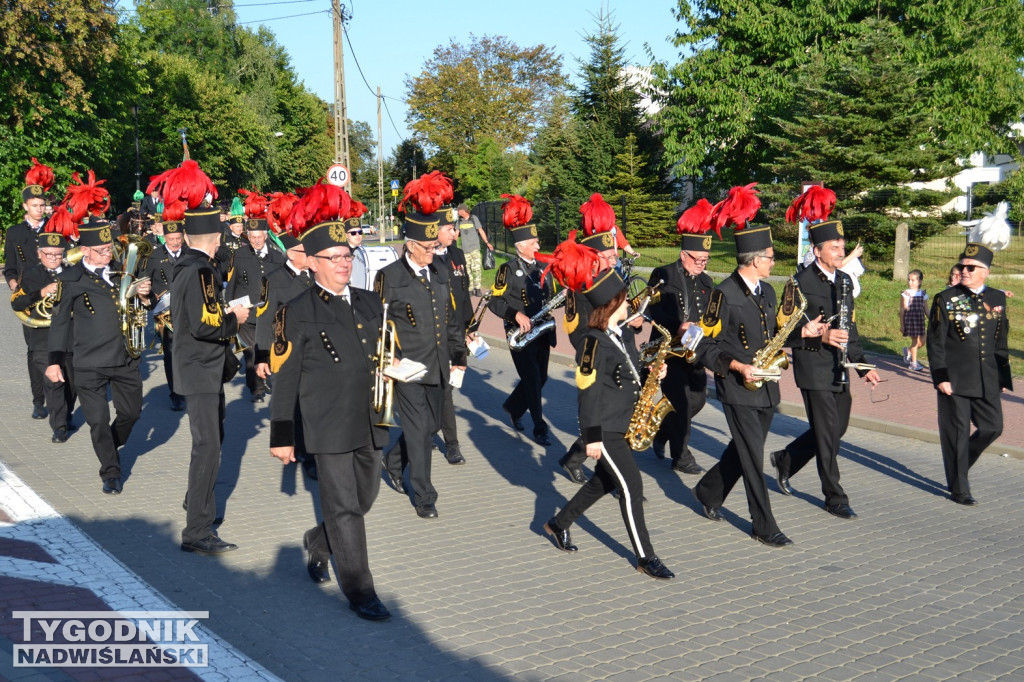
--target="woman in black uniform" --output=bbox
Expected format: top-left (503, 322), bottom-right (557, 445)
top-left (538, 235), bottom-right (674, 580)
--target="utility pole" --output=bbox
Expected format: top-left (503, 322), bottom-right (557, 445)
top-left (377, 86), bottom-right (385, 242)
top-left (332, 0), bottom-right (350, 168)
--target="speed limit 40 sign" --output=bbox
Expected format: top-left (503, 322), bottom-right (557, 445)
top-left (326, 163), bottom-right (350, 187)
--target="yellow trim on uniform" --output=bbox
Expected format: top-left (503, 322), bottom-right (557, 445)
top-left (491, 263), bottom-right (508, 297)
top-left (270, 342), bottom-right (291, 373)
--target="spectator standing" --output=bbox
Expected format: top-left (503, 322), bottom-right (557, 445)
top-left (900, 269), bottom-right (928, 370)
top-left (455, 203), bottom-right (492, 296)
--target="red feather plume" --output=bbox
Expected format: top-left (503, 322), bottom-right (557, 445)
top-left (400, 171), bottom-right (454, 216)
top-left (535, 231), bottom-right (602, 292)
top-left (501, 194), bottom-right (533, 229)
top-left (709, 183), bottom-right (761, 233)
top-left (785, 185), bottom-right (836, 224)
top-left (146, 168), bottom-right (176, 196)
top-left (25, 158), bottom-right (55, 192)
top-left (346, 200), bottom-right (368, 220)
top-left (162, 200), bottom-right (186, 223)
top-left (286, 183), bottom-right (352, 236)
top-left (677, 198), bottom-right (716, 237)
top-left (45, 204), bottom-right (78, 240)
top-left (64, 171), bottom-right (110, 221)
top-left (267, 192), bottom-right (300, 234)
top-left (579, 193), bottom-right (616, 236)
top-left (239, 189), bottom-right (269, 219)
top-left (162, 160), bottom-right (217, 210)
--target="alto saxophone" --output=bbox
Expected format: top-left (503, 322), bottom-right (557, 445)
top-left (626, 319), bottom-right (676, 451)
top-left (507, 288), bottom-right (567, 350)
top-left (745, 277), bottom-right (806, 391)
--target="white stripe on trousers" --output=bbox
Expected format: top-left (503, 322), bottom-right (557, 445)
top-left (600, 443), bottom-right (646, 559)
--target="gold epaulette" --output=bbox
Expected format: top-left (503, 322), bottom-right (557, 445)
top-left (256, 278), bottom-right (269, 317)
top-left (563, 291), bottom-right (578, 335)
top-left (200, 271), bottom-right (222, 327)
top-left (575, 335), bottom-right (598, 390)
top-left (491, 264), bottom-right (508, 297)
top-left (700, 289), bottom-right (724, 338)
top-left (269, 306), bottom-right (291, 373)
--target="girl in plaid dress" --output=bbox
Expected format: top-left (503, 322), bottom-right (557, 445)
top-left (900, 269), bottom-right (928, 370)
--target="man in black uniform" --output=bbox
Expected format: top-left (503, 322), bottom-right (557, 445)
top-left (226, 216), bottom-right (285, 402)
top-left (11, 230), bottom-right (77, 442)
top-left (214, 199), bottom-right (247, 283)
top-left (46, 218), bottom-right (152, 495)
top-left (269, 219), bottom-right (391, 622)
top-left (647, 221), bottom-right (716, 475)
top-left (7, 180), bottom-right (51, 419)
top-left (771, 219), bottom-right (880, 519)
top-left (488, 199), bottom-right (558, 446)
top-left (144, 217), bottom-right (187, 411)
top-left (376, 204), bottom-right (467, 519)
top-left (173, 207), bottom-right (250, 554)
top-left (692, 223), bottom-right (794, 547)
top-left (927, 241), bottom-right (1012, 505)
top-left (433, 209), bottom-right (472, 464)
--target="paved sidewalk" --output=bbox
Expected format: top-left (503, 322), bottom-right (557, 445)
top-left (2, 305), bottom-right (1024, 680)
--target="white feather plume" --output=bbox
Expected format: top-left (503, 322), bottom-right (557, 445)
top-left (957, 201), bottom-right (1012, 251)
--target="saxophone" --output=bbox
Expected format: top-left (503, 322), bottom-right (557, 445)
top-left (744, 277), bottom-right (807, 391)
top-left (507, 288), bottom-right (567, 350)
top-left (626, 319), bottom-right (676, 451)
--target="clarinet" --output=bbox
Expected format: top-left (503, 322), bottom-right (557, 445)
top-left (836, 275), bottom-right (850, 384)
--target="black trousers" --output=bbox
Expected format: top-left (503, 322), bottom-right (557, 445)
top-left (237, 323), bottom-right (266, 397)
top-left (160, 326), bottom-right (180, 398)
top-left (654, 361), bottom-right (707, 466)
top-left (75, 363), bottom-right (142, 481)
top-left (779, 387), bottom-right (852, 506)
top-left (439, 381), bottom-right (459, 447)
top-left (387, 381), bottom-right (443, 506)
top-left (182, 391), bottom-right (226, 543)
top-left (563, 436), bottom-right (589, 470)
top-left (33, 350), bottom-right (77, 433)
top-left (24, 327), bottom-right (45, 408)
top-left (552, 432), bottom-right (654, 560)
top-left (304, 445), bottom-right (382, 606)
top-left (506, 339), bottom-right (550, 436)
top-left (937, 390), bottom-right (1002, 497)
top-left (695, 403), bottom-right (780, 537)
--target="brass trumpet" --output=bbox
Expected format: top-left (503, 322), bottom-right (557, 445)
top-left (372, 302), bottom-right (398, 427)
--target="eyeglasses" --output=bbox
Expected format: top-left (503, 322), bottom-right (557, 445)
top-left (348, 230), bottom-right (363, 236)
top-left (757, 255), bottom-right (776, 263)
top-left (39, 251), bottom-right (64, 259)
top-left (87, 247), bottom-right (113, 256)
top-left (310, 253), bottom-right (354, 264)
top-left (410, 240), bottom-right (440, 251)
top-left (684, 253), bottom-right (710, 265)
top-left (955, 264), bottom-right (985, 273)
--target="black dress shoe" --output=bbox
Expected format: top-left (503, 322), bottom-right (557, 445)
top-left (559, 460), bottom-right (588, 485)
top-left (533, 432), bottom-right (552, 446)
top-left (65, 422), bottom-right (78, 433)
top-left (303, 529), bottom-right (331, 584)
top-left (52, 428), bottom-right (68, 444)
top-left (444, 445), bottom-right (466, 465)
top-left (673, 460), bottom-right (705, 475)
top-left (32, 405), bottom-right (47, 419)
top-left (770, 450), bottom-right (793, 495)
top-left (752, 531), bottom-right (794, 548)
top-left (102, 478), bottom-right (122, 495)
top-left (502, 404), bottom-right (525, 431)
top-left (180, 534), bottom-right (238, 554)
top-left (951, 493), bottom-right (978, 506)
top-left (825, 503), bottom-right (858, 519)
top-left (701, 504), bottom-right (723, 521)
top-left (543, 521), bottom-right (578, 552)
top-left (349, 596), bottom-right (391, 622)
top-left (415, 504), bottom-right (438, 519)
top-left (637, 556), bottom-right (675, 580)
top-left (383, 466), bottom-right (406, 494)
top-left (651, 439), bottom-right (667, 460)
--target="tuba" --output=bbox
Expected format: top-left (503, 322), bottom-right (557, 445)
top-left (745, 277), bottom-right (806, 390)
top-left (117, 236), bottom-right (153, 359)
top-left (372, 302), bottom-right (398, 427)
top-left (507, 288), bottom-right (567, 350)
top-left (626, 319), bottom-right (676, 451)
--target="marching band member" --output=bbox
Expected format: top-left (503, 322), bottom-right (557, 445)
top-left (488, 194), bottom-right (558, 446)
top-left (143, 204), bottom-right (187, 411)
top-left (376, 172), bottom-right (467, 519)
top-left (772, 188), bottom-right (880, 518)
top-left (538, 235), bottom-right (674, 580)
top-left (692, 184), bottom-right (793, 547)
top-left (269, 185), bottom-right (391, 621)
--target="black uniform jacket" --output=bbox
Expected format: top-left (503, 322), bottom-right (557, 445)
top-left (487, 255), bottom-right (557, 347)
top-left (268, 285), bottom-right (388, 453)
top-left (144, 243), bottom-right (184, 298)
top-left (374, 257), bottom-right (467, 385)
top-left (927, 284), bottom-right (1012, 398)
top-left (226, 244), bottom-right (285, 312)
top-left (254, 263), bottom-right (312, 365)
top-left (696, 270), bottom-right (781, 408)
top-left (563, 289), bottom-right (637, 353)
top-left (11, 263), bottom-right (68, 351)
top-left (435, 246), bottom-right (473, 331)
top-left (48, 262), bottom-right (135, 368)
top-left (646, 260), bottom-right (715, 345)
top-left (3, 220), bottom-right (42, 283)
top-left (170, 249), bottom-right (239, 395)
top-left (575, 328), bottom-right (642, 444)
top-left (783, 263), bottom-right (870, 391)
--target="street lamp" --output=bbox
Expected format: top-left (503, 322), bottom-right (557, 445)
top-left (131, 105), bottom-right (141, 192)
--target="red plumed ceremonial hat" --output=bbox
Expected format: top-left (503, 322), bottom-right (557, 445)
top-left (579, 193), bottom-right (616, 236)
top-left (64, 170), bottom-right (110, 222)
top-left (501, 193), bottom-right (537, 244)
top-left (785, 185), bottom-right (836, 224)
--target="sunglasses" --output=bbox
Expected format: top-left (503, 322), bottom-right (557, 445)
top-left (348, 230), bottom-right (363, 236)
top-left (955, 264), bottom-right (985, 273)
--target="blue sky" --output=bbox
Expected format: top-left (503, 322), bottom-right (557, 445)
top-left (231, 0), bottom-right (685, 155)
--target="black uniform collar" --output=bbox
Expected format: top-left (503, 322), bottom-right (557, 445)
top-left (811, 261), bottom-right (836, 284)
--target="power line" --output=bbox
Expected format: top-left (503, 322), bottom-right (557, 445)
top-left (341, 22), bottom-right (405, 143)
top-left (236, 9), bottom-right (326, 24)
